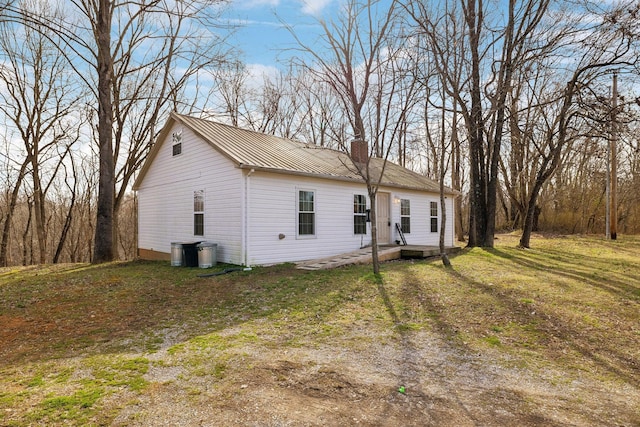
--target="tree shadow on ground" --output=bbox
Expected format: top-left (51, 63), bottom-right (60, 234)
top-left (383, 254), bottom-right (639, 425)
top-left (375, 264), bottom-right (587, 426)
top-left (372, 272), bottom-right (491, 426)
top-left (493, 246), bottom-right (640, 300)
top-left (451, 248), bottom-right (639, 388)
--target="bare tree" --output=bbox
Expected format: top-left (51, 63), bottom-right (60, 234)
top-left (406, 26), bottom-right (455, 265)
top-left (289, 0), bottom-right (412, 274)
top-left (296, 77), bottom-right (347, 149)
top-left (3, 0), bottom-right (230, 263)
top-left (0, 155), bottom-right (29, 266)
top-left (518, 1), bottom-right (640, 248)
top-left (401, 7), bottom-right (468, 242)
top-left (208, 61), bottom-right (251, 127)
top-left (108, 1), bottom-right (230, 258)
top-left (51, 149), bottom-right (79, 263)
top-left (406, 0), bottom-right (554, 247)
top-left (0, 1), bottom-right (84, 264)
top-left (38, 0), bottom-right (117, 263)
top-left (434, 79), bottom-right (453, 267)
top-left (0, 0), bottom-right (10, 16)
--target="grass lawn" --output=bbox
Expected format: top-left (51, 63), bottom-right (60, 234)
top-left (0, 234), bottom-right (638, 426)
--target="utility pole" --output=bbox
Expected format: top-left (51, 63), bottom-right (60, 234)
top-left (605, 89), bottom-right (610, 239)
top-left (610, 72), bottom-right (618, 240)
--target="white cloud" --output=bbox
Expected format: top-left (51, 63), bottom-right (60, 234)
top-left (242, 0), bottom-right (280, 8)
top-left (225, 17), bottom-right (283, 27)
top-left (245, 63), bottom-right (281, 88)
top-left (300, 0), bottom-right (332, 15)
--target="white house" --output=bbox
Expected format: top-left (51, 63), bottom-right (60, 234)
top-left (133, 113), bottom-right (458, 266)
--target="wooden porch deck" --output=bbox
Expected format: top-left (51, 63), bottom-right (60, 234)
top-left (296, 245), bottom-right (461, 270)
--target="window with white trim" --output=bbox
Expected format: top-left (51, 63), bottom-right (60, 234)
top-left (400, 199), bottom-right (410, 233)
top-left (194, 190), bottom-right (204, 236)
top-left (430, 201), bottom-right (438, 233)
top-left (172, 130), bottom-right (182, 156)
top-left (354, 194), bottom-right (367, 235)
top-left (298, 190), bottom-right (315, 236)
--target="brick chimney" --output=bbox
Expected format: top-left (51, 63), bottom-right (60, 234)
top-left (351, 139), bottom-right (368, 164)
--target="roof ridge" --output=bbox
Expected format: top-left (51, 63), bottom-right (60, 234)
top-left (163, 112), bottom-right (457, 195)
top-left (173, 112), bottom-right (312, 147)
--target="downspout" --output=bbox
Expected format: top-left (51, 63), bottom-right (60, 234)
top-left (134, 190), bottom-right (138, 259)
top-left (243, 168), bottom-right (255, 266)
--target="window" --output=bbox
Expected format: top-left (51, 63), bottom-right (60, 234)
top-left (354, 194), bottom-right (367, 235)
top-left (400, 199), bottom-right (410, 233)
top-left (172, 130), bottom-right (182, 156)
top-left (194, 190), bottom-right (204, 236)
top-left (298, 190), bottom-right (315, 236)
top-left (430, 201), bottom-right (438, 233)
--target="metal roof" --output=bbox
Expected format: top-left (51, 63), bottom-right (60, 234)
top-left (134, 112), bottom-right (456, 195)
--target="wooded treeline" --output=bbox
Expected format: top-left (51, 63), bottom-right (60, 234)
top-left (1, 0), bottom-right (639, 266)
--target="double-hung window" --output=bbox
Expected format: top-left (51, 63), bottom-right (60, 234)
top-left (194, 190), bottom-right (204, 236)
top-left (354, 194), bottom-right (367, 235)
top-left (298, 190), bottom-right (315, 236)
top-left (400, 199), bottom-right (411, 233)
top-left (430, 201), bottom-right (438, 233)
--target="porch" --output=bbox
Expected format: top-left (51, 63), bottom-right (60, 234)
top-left (295, 245), bottom-right (461, 270)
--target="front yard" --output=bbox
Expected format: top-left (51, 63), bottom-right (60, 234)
top-left (0, 234), bottom-right (638, 426)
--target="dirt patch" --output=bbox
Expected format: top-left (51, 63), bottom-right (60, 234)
top-left (110, 327), bottom-right (638, 427)
top-left (0, 315), bottom-right (30, 341)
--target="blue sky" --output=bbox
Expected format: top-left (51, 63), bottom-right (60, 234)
top-left (221, 0), bottom-right (340, 68)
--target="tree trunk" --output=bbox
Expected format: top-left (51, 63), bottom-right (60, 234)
top-left (519, 179), bottom-right (544, 248)
top-left (439, 81), bottom-right (451, 267)
top-left (439, 195), bottom-right (451, 268)
top-left (31, 159), bottom-right (47, 264)
top-left (450, 102), bottom-right (465, 242)
top-left (0, 159), bottom-right (29, 266)
top-left (439, 175), bottom-right (451, 267)
top-left (465, 0), bottom-right (488, 248)
top-left (92, 0), bottom-right (115, 263)
top-left (369, 190), bottom-right (380, 275)
top-left (22, 197), bottom-right (33, 266)
top-left (53, 183), bottom-right (76, 263)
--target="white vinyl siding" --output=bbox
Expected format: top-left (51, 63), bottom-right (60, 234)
top-left (246, 173), bottom-right (373, 265)
top-left (389, 193), bottom-right (454, 247)
top-left (137, 121), bottom-right (457, 266)
top-left (136, 123), bottom-right (243, 264)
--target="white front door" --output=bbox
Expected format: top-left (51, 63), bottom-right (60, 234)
top-left (376, 192), bottom-right (391, 244)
